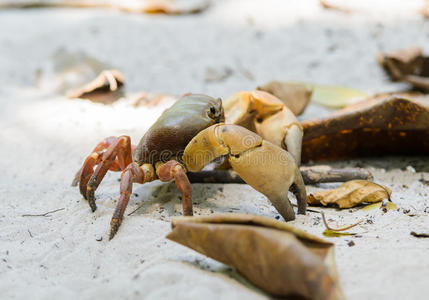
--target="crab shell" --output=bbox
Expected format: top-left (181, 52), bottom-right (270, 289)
top-left (133, 94), bottom-right (225, 165)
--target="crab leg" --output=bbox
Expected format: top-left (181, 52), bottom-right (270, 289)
top-left (110, 162), bottom-right (155, 240)
top-left (157, 160), bottom-right (193, 216)
top-left (183, 124), bottom-right (306, 221)
top-left (85, 136), bottom-right (133, 212)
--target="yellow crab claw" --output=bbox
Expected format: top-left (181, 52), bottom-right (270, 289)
top-left (223, 90), bottom-right (303, 165)
top-left (183, 124), bottom-right (306, 221)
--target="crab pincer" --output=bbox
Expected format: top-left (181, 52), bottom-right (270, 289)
top-left (182, 123), bottom-right (307, 220)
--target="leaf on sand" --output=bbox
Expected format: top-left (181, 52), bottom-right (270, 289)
top-left (66, 70), bottom-right (125, 104)
top-left (310, 84), bottom-right (368, 108)
top-left (307, 180), bottom-right (392, 209)
top-left (361, 201), bottom-right (398, 211)
top-left (301, 94), bottom-right (429, 163)
top-left (256, 81), bottom-right (312, 115)
top-left (377, 46), bottom-right (429, 91)
top-left (0, 0), bottom-right (211, 15)
top-left (167, 214), bottom-right (345, 299)
top-left (323, 229), bottom-right (356, 237)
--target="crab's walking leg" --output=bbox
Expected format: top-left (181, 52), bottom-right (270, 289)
top-left (110, 162), bottom-right (155, 240)
top-left (183, 124), bottom-right (306, 221)
top-left (85, 136), bottom-right (133, 212)
top-left (157, 160), bottom-right (193, 216)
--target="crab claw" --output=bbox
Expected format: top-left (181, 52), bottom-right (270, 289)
top-left (223, 90), bottom-right (303, 165)
top-left (183, 123), bottom-right (306, 220)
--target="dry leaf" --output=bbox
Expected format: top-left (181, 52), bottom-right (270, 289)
top-left (311, 84), bottom-right (368, 108)
top-left (301, 94), bottom-right (429, 162)
top-left (307, 180), bottom-right (392, 209)
top-left (323, 230), bottom-right (356, 237)
top-left (377, 46), bottom-right (429, 91)
top-left (361, 201), bottom-right (398, 211)
top-left (66, 70), bottom-right (124, 104)
top-left (257, 81), bottom-right (312, 115)
top-left (167, 214), bottom-right (345, 299)
top-left (0, 0), bottom-right (211, 15)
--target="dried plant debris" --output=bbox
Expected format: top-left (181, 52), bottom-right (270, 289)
top-left (301, 94), bottom-right (429, 162)
top-left (167, 214), bottom-right (345, 299)
top-left (0, 0), bottom-right (211, 15)
top-left (310, 84), bottom-right (367, 108)
top-left (257, 81), bottom-right (312, 115)
top-left (188, 166), bottom-right (373, 185)
top-left (410, 231), bottom-right (429, 238)
top-left (66, 70), bottom-right (125, 104)
top-left (377, 46), bottom-right (429, 91)
top-left (307, 180), bottom-right (392, 209)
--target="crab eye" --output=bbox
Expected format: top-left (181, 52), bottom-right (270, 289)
top-left (210, 106), bottom-right (216, 115)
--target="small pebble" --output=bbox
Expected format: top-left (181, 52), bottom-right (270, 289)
top-left (347, 241), bottom-right (355, 247)
top-left (95, 235), bottom-right (103, 242)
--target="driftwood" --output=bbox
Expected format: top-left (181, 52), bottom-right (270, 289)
top-left (187, 165), bottom-right (372, 185)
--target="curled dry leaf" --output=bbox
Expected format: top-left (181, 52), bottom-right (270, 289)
top-left (307, 180), bottom-right (392, 209)
top-left (377, 46), bottom-right (429, 91)
top-left (301, 94), bottom-right (429, 162)
top-left (167, 214), bottom-right (345, 300)
top-left (0, 0), bottom-right (211, 15)
top-left (256, 81), bottom-right (312, 115)
top-left (66, 70), bottom-right (124, 104)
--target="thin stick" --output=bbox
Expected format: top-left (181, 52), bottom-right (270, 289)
top-left (187, 166), bottom-right (373, 185)
top-left (320, 211), bottom-right (363, 231)
top-left (292, 203), bottom-right (363, 232)
top-left (22, 208), bottom-right (65, 217)
top-left (127, 205), bottom-right (143, 216)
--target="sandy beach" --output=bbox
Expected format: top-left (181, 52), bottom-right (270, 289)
top-left (1, 1), bottom-right (429, 299)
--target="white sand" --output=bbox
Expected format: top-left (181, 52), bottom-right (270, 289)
top-left (1, 1), bottom-right (429, 299)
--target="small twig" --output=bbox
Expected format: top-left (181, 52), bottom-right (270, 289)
top-left (27, 229), bottom-right (33, 238)
top-left (292, 203), bottom-right (363, 231)
top-left (187, 166), bottom-right (373, 185)
top-left (320, 211), bottom-right (363, 232)
top-left (22, 208), bottom-right (65, 217)
top-left (128, 204), bottom-right (144, 216)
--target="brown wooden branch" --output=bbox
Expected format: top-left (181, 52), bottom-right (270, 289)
top-left (187, 165), bottom-right (372, 185)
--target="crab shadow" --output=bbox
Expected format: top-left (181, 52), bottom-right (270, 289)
top-left (129, 180), bottom-right (239, 218)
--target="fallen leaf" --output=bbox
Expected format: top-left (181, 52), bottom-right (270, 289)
top-left (307, 180), bottom-right (392, 209)
top-left (257, 81), bottom-right (312, 115)
top-left (361, 201), bottom-right (398, 211)
top-left (0, 0), bottom-right (211, 15)
top-left (377, 46), bottom-right (429, 91)
top-left (66, 70), bottom-right (125, 104)
top-left (167, 214), bottom-right (345, 299)
top-left (311, 84), bottom-right (368, 108)
top-left (323, 230), bottom-right (356, 237)
top-left (301, 94), bottom-right (429, 162)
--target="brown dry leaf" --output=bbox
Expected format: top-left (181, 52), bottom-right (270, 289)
top-left (307, 180), bottom-right (391, 209)
top-left (301, 94), bottom-right (429, 162)
top-left (0, 0), bottom-right (211, 15)
top-left (377, 46), bottom-right (429, 91)
top-left (167, 214), bottom-right (345, 300)
top-left (66, 70), bottom-right (124, 104)
top-left (257, 81), bottom-right (312, 115)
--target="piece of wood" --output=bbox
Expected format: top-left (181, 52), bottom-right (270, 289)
top-left (187, 165), bottom-right (372, 185)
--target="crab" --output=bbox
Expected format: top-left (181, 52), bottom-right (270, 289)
top-left (72, 93), bottom-right (306, 239)
top-left (223, 90), bottom-right (303, 165)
